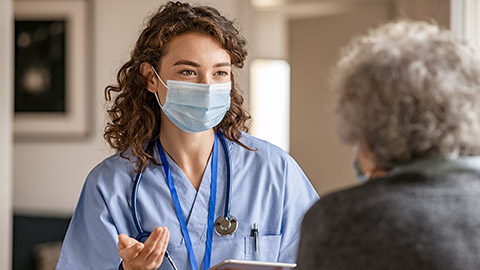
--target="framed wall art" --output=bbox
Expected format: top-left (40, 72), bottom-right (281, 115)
top-left (14, 0), bottom-right (88, 139)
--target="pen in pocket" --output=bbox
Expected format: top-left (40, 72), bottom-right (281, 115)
top-left (251, 223), bottom-right (258, 252)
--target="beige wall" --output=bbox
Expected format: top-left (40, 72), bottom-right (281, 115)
top-left (393, 0), bottom-right (450, 27)
top-left (1, 0), bottom-right (13, 268)
top-left (13, 0), bottom-right (255, 216)
top-left (289, 2), bottom-right (390, 195)
top-left (289, 0), bottom-right (450, 196)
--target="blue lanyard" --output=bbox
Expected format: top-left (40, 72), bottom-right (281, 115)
top-left (157, 133), bottom-right (218, 270)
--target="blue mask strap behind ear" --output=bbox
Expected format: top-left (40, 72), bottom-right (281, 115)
top-left (353, 160), bottom-right (368, 183)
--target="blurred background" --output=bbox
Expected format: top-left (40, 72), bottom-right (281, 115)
top-left (1, 0), bottom-right (479, 269)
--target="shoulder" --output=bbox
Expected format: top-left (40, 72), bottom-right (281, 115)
top-left (308, 175), bottom-right (402, 212)
top-left (304, 172), bottom-right (465, 225)
top-left (233, 132), bottom-right (318, 199)
top-left (84, 151), bottom-right (136, 189)
top-left (232, 132), bottom-right (309, 180)
top-left (300, 176), bottom-right (406, 245)
top-left (234, 132), bottom-right (295, 164)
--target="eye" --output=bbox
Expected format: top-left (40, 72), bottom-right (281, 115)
top-left (180, 70), bottom-right (196, 76)
top-left (214, 70), bottom-right (229, 77)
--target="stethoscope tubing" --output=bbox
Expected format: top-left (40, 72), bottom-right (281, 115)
top-left (218, 132), bottom-right (232, 218)
top-left (132, 163), bottom-right (177, 268)
top-left (131, 170), bottom-right (144, 236)
top-left (132, 132), bottom-right (233, 233)
top-left (130, 131), bottom-right (234, 269)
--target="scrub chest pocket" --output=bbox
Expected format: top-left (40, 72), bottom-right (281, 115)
top-left (244, 234), bottom-right (282, 260)
top-left (213, 234), bottom-right (282, 262)
top-left (165, 234), bottom-right (283, 268)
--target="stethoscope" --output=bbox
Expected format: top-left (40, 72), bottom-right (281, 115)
top-left (130, 131), bottom-right (237, 269)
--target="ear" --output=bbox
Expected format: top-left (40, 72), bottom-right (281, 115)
top-left (140, 62), bottom-right (158, 94)
top-left (356, 141), bottom-right (387, 179)
top-left (356, 143), bottom-right (375, 176)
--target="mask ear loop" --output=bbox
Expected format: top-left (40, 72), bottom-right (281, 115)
top-left (353, 143), bottom-right (372, 181)
top-left (151, 65), bottom-right (168, 88)
top-left (153, 91), bottom-right (163, 108)
top-left (150, 65), bottom-right (168, 107)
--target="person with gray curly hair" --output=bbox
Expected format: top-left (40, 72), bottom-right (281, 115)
top-left (296, 20), bottom-right (480, 270)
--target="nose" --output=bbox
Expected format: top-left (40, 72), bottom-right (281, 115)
top-left (198, 74), bottom-right (212, 85)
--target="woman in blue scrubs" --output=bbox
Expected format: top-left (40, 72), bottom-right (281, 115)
top-left (57, 2), bottom-right (318, 270)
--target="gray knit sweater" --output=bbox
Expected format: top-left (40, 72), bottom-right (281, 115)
top-left (296, 170), bottom-right (480, 270)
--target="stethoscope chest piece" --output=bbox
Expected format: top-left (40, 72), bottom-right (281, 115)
top-left (214, 215), bottom-right (238, 236)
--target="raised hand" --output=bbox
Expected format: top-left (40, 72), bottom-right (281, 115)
top-left (118, 226), bottom-right (170, 270)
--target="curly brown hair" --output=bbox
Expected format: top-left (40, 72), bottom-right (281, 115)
top-left (104, 1), bottom-right (252, 172)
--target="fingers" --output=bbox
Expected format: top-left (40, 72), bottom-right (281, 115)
top-left (137, 227), bottom-right (167, 261)
top-left (158, 229), bottom-right (170, 259)
top-left (117, 228), bottom-right (170, 270)
top-left (118, 234), bottom-right (143, 261)
top-left (137, 227), bottom-right (161, 260)
top-left (139, 227), bottom-right (169, 268)
top-left (150, 228), bottom-right (170, 266)
top-left (118, 234), bottom-right (134, 249)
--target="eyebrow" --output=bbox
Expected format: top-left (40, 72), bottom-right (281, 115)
top-left (213, 62), bottom-right (231, 68)
top-left (173, 60), bottom-right (231, 68)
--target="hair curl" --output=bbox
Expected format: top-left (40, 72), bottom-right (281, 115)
top-left (334, 20), bottom-right (480, 170)
top-left (104, 1), bottom-right (251, 172)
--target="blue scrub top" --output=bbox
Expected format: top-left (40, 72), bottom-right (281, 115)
top-left (57, 132), bottom-right (319, 270)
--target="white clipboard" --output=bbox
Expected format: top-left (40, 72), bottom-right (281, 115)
top-left (208, 259), bottom-right (296, 270)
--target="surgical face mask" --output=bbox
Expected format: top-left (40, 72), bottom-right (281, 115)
top-left (151, 67), bottom-right (231, 133)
